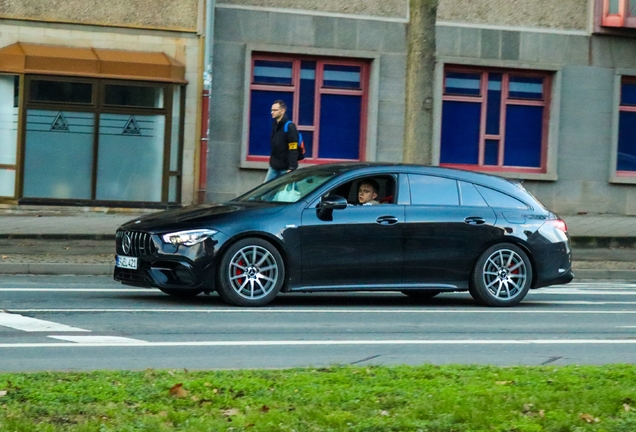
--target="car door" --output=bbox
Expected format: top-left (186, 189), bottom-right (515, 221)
top-left (300, 177), bottom-right (405, 287)
top-left (403, 175), bottom-right (499, 284)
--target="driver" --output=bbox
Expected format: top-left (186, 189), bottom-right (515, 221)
top-left (357, 179), bottom-right (380, 205)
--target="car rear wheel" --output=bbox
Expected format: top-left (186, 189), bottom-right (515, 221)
top-left (402, 290), bottom-right (441, 300)
top-left (217, 237), bottom-right (284, 307)
top-left (469, 243), bottom-right (532, 307)
top-left (159, 288), bottom-right (202, 298)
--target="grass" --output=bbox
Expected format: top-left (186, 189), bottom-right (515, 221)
top-left (0, 364), bottom-right (635, 431)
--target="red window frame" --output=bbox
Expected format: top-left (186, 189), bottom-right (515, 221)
top-left (247, 54), bottom-right (369, 164)
top-left (616, 76), bottom-right (636, 177)
top-left (440, 67), bottom-right (552, 174)
top-left (600, 0), bottom-right (636, 28)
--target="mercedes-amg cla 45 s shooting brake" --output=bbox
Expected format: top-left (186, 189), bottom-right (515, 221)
top-left (114, 163), bottom-right (573, 307)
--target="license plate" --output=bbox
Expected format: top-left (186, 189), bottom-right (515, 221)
top-left (116, 255), bottom-right (138, 270)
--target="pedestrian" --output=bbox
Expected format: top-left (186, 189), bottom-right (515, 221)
top-left (264, 100), bottom-right (299, 182)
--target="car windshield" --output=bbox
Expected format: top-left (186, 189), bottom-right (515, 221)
top-left (234, 167), bottom-right (344, 203)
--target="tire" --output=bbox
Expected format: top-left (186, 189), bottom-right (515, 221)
top-left (159, 288), bottom-right (202, 298)
top-left (217, 237), bottom-right (285, 307)
top-left (402, 290), bottom-right (441, 300)
top-left (469, 243), bottom-right (533, 307)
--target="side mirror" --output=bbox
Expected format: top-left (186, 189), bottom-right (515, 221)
top-left (320, 195), bottom-right (348, 210)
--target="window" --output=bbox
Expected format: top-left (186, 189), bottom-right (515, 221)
top-left (601, 0), bottom-right (636, 28)
top-left (247, 55), bottom-right (369, 163)
top-left (20, 76), bottom-right (184, 205)
top-left (0, 75), bottom-right (19, 198)
top-left (408, 175), bottom-right (459, 206)
top-left (440, 68), bottom-right (551, 174)
top-left (616, 77), bottom-right (636, 174)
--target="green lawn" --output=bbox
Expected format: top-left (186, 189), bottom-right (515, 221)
top-left (1, 365), bottom-right (635, 431)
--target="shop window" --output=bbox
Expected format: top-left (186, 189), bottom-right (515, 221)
top-left (616, 77), bottom-right (636, 173)
top-left (29, 79), bottom-right (92, 104)
top-left (440, 67), bottom-right (551, 174)
top-left (0, 75), bottom-right (19, 198)
top-left (247, 55), bottom-right (369, 163)
top-left (104, 84), bottom-right (164, 108)
top-left (20, 76), bottom-right (184, 205)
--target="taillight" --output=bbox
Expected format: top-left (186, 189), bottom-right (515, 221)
top-left (546, 219), bottom-right (567, 233)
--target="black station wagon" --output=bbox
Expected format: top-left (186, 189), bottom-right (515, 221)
top-left (114, 163), bottom-right (573, 307)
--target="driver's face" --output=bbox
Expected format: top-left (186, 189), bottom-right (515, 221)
top-left (358, 185), bottom-right (377, 204)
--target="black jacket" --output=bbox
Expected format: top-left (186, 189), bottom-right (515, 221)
top-left (269, 115), bottom-right (299, 171)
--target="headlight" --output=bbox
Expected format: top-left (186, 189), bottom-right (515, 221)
top-left (162, 229), bottom-right (217, 246)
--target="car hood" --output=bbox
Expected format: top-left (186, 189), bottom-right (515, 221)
top-left (118, 202), bottom-right (284, 232)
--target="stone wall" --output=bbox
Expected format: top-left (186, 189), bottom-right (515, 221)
top-left (0, 0), bottom-right (199, 31)
top-left (438, 0), bottom-right (588, 31)
top-left (217, 0), bottom-right (407, 19)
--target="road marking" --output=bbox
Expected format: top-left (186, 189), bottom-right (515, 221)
top-left (1, 339), bottom-right (636, 348)
top-left (0, 312), bottom-right (89, 332)
top-left (5, 308), bottom-right (636, 314)
top-left (0, 288), bottom-right (149, 292)
top-left (617, 326), bottom-right (636, 328)
top-left (48, 336), bottom-right (148, 344)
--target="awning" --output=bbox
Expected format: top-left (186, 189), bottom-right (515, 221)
top-left (0, 42), bottom-right (187, 84)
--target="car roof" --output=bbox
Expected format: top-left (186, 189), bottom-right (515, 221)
top-left (300, 162), bottom-right (526, 196)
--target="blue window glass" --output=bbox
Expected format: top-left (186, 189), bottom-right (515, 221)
top-left (617, 111), bottom-right (636, 171)
top-left (323, 65), bottom-right (361, 89)
top-left (253, 60), bottom-right (293, 85)
top-left (318, 94), bottom-right (361, 159)
top-left (300, 130), bottom-right (313, 159)
top-left (503, 105), bottom-right (543, 167)
top-left (299, 61), bottom-right (316, 125)
top-left (444, 72), bottom-right (481, 96)
top-left (621, 82), bottom-right (636, 106)
top-left (440, 101), bottom-right (480, 164)
top-left (484, 140), bottom-right (499, 165)
top-left (248, 90), bottom-right (293, 156)
top-left (486, 74), bottom-right (502, 135)
top-left (508, 76), bottom-right (544, 100)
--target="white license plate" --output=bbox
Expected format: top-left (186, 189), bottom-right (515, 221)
top-left (116, 255), bottom-right (138, 270)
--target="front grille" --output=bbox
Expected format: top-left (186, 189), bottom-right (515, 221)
top-left (116, 230), bottom-right (158, 256)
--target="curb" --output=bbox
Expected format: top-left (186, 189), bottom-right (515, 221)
top-left (0, 263), bottom-right (113, 276)
top-left (0, 263), bottom-right (635, 281)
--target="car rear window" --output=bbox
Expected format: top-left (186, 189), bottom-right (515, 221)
top-left (475, 185), bottom-right (529, 209)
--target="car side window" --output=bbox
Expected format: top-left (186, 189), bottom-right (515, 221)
top-left (324, 175), bottom-right (397, 206)
top-left (475, 185), bottom-right (529, 209)
top-left (459, 181), bottom-right (488, 207)
top-left (408, 174), bottom-right (459, 206)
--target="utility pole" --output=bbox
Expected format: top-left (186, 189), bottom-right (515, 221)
top-left (403, 0), bottom-right (437, 165)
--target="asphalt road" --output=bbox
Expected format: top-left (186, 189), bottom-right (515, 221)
top-left (0, 275), bottom-right (635, 372)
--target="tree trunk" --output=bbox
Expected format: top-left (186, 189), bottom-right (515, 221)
top-left (403, 0), bottom-right (437, 165)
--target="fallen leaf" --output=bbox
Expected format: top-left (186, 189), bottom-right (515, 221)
top-left (0, 390), bottom-right (7, 397)
top-left (380, 410), bottom-right (390, 416)
top-left (579, 413), bottom-right (600, 423)
top-left (539, 410), bottom-right (545, 418)
top-left (222, 408), bottom-right (240, 417)
top-left (169, 383), bottom-right (189, 398)
top-left (1, 255), bottom-right (7, 259)
top-left (260, 405), bottom-right (270, 413)
top-left (496, 381), bottom-right (513, 385)
top-left (624, 404), bottom-right (631, 412)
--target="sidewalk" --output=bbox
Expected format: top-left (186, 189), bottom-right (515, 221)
top-left (0, 206), bottom-right (636, 280)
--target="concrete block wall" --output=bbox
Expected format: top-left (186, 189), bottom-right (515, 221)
top-left (436, 22), bottom-right (636, 216)
top-left (206, 5), bottom-right (407, 202)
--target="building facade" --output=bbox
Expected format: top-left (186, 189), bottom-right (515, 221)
top-left (0, 0), bottom-right (201, 207)
top-left (206, 0), bottom-right (636, 216)
top-left (3, 1), bottom-right (636, 217)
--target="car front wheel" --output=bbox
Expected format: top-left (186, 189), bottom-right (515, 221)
top-left (217, 237), bottom-right (285, 307)
top-left (469, 243), bottom-right (532, 307)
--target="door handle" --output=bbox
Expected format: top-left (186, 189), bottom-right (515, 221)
top-left (464, 216), bottom-right (486, 225)
top-left (376, 215), bottom-right (399, 225)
